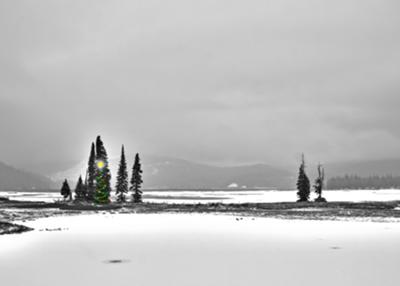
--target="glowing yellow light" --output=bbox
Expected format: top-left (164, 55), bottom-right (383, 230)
top-left (97, 160), bottom-right (105, 169)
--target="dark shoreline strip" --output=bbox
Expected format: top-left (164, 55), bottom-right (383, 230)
top-left (0, 221), bottom-right (33, 235)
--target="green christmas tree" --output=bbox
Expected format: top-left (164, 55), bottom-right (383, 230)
top-left (86, 142), bottom-right (96, 202)
top-left (130, 153), bottom-right (143, 203)
top-left (296, 154), bottom-right (310, 202)
top-left (60, 179), bottom-right (72, 201)
top-left (115, 145), bottom-right (128, 203)
top-left (74, 175), bottom-right (86, 201)
top-left (94, 136), bottom-right (111, 204)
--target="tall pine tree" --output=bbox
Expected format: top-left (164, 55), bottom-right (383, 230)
top-left (74, 175), bottom-right (86, 201)
top-left (296, 154), bottom-right (310, 202)
top-left (130, 153), bottom-right (143, 203)
top-left (60, 179), bottom-right (72, 201)
top-left (115, 145), bottom-right (128, 203)
top-left (86, 142), bottom-right (96, 202)
top-left (94, 136), bottom-right (112, 204)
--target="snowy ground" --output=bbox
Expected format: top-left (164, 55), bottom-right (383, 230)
top-left (0, 213), bottom-right (400, 286)
top-left (2, 189), bottom-right (400, 204)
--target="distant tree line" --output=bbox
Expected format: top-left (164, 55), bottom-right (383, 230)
top-left (327, 174), bottom-right (400, 190)
top-left (60, 135), bottom-right (143, 204)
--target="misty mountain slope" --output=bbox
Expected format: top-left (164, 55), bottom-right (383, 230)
top-left (147, 158), bottom-right (294, 189)
top-left (0, 161), bottom-right (54, 190)
top-left (37, 156), bottom-right (400, 190)
top-left (51, 155), bottom-right (294, 189)
top-left (21, 160), bottom-right (81, 178)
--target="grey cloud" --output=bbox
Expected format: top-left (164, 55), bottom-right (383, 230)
top-left (0, 0), bottom-right (400, 169)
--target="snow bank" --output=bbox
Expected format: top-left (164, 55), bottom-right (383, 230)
top-left (0, 213), bottom-right (399, 286)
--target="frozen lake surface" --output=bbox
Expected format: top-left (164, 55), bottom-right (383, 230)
top-left (0, 213), bottom-right (400, 286)
top-left (1, 189), bottom-right (400, 204)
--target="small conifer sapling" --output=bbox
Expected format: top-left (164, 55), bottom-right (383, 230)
top-left (74, 175), bottom-right (86, 201)
top-left (60, 179), bottom-right (72, 201)
top-left (296, 154), bottom-right (310, 202)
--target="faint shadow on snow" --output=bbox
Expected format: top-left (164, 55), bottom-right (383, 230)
top-left (103, 259), bottom-right (131, 264)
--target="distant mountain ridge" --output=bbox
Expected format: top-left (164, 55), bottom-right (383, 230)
top-left (0, 161), bottom-right (54, 190)
top-left (142, 156), bottom-right (294, 189)
top-left (36, 157), bottom-right (400, 190)
top-left (50, 155), bottom-right (294, 190)
top-left (4, 156), bottom-right (400, 191)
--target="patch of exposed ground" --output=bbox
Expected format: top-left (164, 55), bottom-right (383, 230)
top-left (0, 221), bottom-right (33, 235)
top-left (1, 198), bottom-right (400, 235)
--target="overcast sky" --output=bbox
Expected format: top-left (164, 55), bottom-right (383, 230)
top-left (0, 0), bottom-right (400, 168)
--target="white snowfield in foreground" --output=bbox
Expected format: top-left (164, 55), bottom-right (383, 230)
top-left (0, 214), bottom-right (400, 286)
top-left (2, 189), bottom-right (400, 204)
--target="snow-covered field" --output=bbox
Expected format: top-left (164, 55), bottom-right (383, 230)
top-left (2, 189), bottom-right (400, 204)
top-left (0, 213), bottom-right (399, 286)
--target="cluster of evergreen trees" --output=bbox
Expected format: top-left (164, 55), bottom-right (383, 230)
top-left (327, 174), bottom-right (400, 190)
top-left (296, 154), bottom-right (327, 202)
top-left (60, 136), bottom-right (143, 204)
